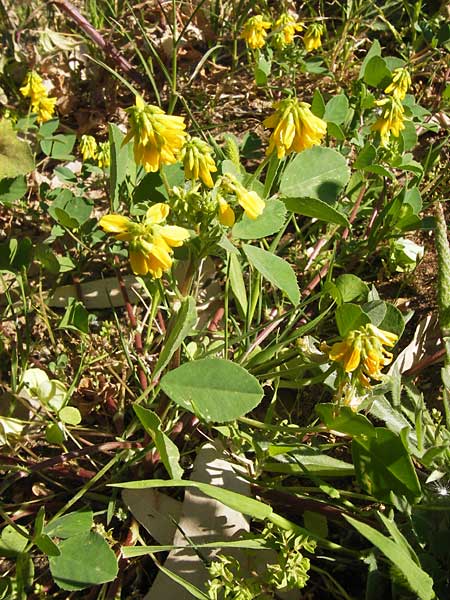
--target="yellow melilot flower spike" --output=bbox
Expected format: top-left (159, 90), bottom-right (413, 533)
top-left (125, 96), bottom-right (187, 173)
top-left (303, 22), bottom-right (324, 52)
top-left (384, 67), bottom-right (411, 101)
top-left (372, 97), bottom-right (406, 146)
top-left (273, 13), bottom-right (303, 49)
top-left (264, 98), bottom-right (327, 158)
top-left (181, 136), bottom-right (217, 188)
top-left (241, 15), bottom-right (272, 50)
top-left (99, 204), bottom-right (189, 278)
top-left (79, 135), bottom-right (98, 161)
top-left (328, 325), bottom-right (398, 382)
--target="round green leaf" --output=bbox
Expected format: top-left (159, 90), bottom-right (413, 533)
top-left (280, 146), bottom-right (350, 203)
top-left (59, 406), bottom-right (82, 426)
top-left (160, 358), bottom-right (264, 423)
top-left (49, 531), bottom-right (118, 591)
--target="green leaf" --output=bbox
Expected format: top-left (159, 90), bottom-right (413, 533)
top-left (345, 515), bottom-right (434, 600)
top-left (109, 123), bottom-right (133, 211)
top-left (0, 525), bottom-right (28, 557)
top-left (336, 303), bottom-right (370, 336)
top-left (255, 53), bottom-right (271, 86)
top-left (242, 243), bottom-right (300, 305)
top-left (283, 196), bottom-right (349, 227)
top-left (311, 89), bottom-right (326, 118)
top-left (156, 564), bottom-right (210, 599)
top-left (363, 56), bottom-right (391, 88)
top-left (263, 453), bottom-right (354, 477)
top-left (229, 253), bottom-right (248, 316)
top-left (44, 511), bottom-right (93, 539)
top-left (112, 479), bottom-right (273, 521)
top-left (232, 198), bottom-right (287, 239)
top-left (352, 428), bottom-right (422, 503)
top-left (323, 94), bottom-right (349, 125)
top-left (0, 238), bottom-right (33, 273)
top-left (0, 119), bottom-right (34, 179)
top-left (58, 406), bottom-right (82, 426)
top-left (359, 40), bottom-right (381, 79)
top-left (152, 296), bottom-right (197, 381)
top-left (378, 303), bottom-right (405, 337)
top-left (123, 538), bottom-right (267, 557)
top-left (34, 243), bottom-right (60, 275)
top-left (40, 133), bottom-right (76, 160)
top-left (34, 534), bottom-right (60, 557)
top-left (280, 146), bottom-right (350, 203)
top-left (134, 405), bottom-right (184, 479)
top-left (49, 531), bottom-right (118, 591)
top-left (58, 299), bottom-right (89, 334)
top-left (316, 404), bottom-right (375, 438)
top-left (160, 358), bottom-right (263, 423)
top-left (354, 144), bottom-right (376, 169)
top-left (335, 274), bottom-right (369, 303)
top-left (0, 176), bottom-right (27, 206)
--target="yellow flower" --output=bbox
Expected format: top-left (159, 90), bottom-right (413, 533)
top-left (32, 95), bottom-right (57, 124)
top-left (328, 324), bottom-right (398, 383)
top-left (273, 13), bottom-right (303, 48)
top-left (21, 71), bottom-right (57, 123)
top-left (264, 97), bottom-right (327, 158)
top-left (384, 67), bottom-right (411, 101)
top-left (372, 96), bottom-right (406, 146)
top-left (218, 199), bottom-right (236, 227)
top-left (20, 71), bottom-right (47, 103)
top-left (241, 15), bottom-right (272, 49)
top-left (99, 203), bottom-right (189, 277)
top-left (181, 136), bottom-right (217, 188)
top-left (303, 22), bottom-right (324, 52)
top-left (220, 174), bottom-right (265, 221)
top-left (124, 95), bottom-right (187, 173)
top-left (79, 135), bottom-right (98, 161)
top-left (97, 141), bottom-right (110, 168)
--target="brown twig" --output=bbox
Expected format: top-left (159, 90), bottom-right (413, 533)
top-left (48, 0), bottom-right (146, 87)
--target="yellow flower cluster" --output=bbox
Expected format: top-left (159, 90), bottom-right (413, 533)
top-left (79, 135), bottom-right (98, 161)
top-left (79, 135), bottom-right (110, 168)
top-left (328, 324), bottom-right (398, 385)
top-left (372, 97), bottom-right (406, 146)
top-left (384, 67), bottom-right (411, 101)
top-left (181, 136), bottom-right (217, 188)
top-left (303, 23), bottom-right (324, 52)
top-left (273, 14), bottom-right (304, 49)
top-left (124, 95), bottom-right (186, 173)
top-left (241, 15), bottom-right (272, 49)
top-left (20, 71), bottom-right (57, 124)
top-left (99, 203), bottom-right (189, 277)
top-left (241, 13), bottom-right (309, 50)
top-left (264, 98), bottom-right (327, 158)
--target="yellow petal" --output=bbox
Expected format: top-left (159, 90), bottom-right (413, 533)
top-left (129, 249), bottom-right (148, 275)
top-left (218, 199), bottom-right (235, 227)
top-left (145, 203), bottom-right (170, 224)
top-left (159, 225), bottom-right (190, 247)
top-left (99, 215), bottom-right (132, 234)
top-left (238, 190), bottom-right (265, 220)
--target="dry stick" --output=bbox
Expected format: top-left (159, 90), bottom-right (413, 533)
top-left (302, 183), bottom-right (367, 298)
top-left (114, 257), bottom-right (148, 390)
top-left (48, 0), bottom-right (146, 87)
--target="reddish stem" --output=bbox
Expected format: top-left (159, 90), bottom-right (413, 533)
top-left (49, 0), bottom-right (145, 87)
